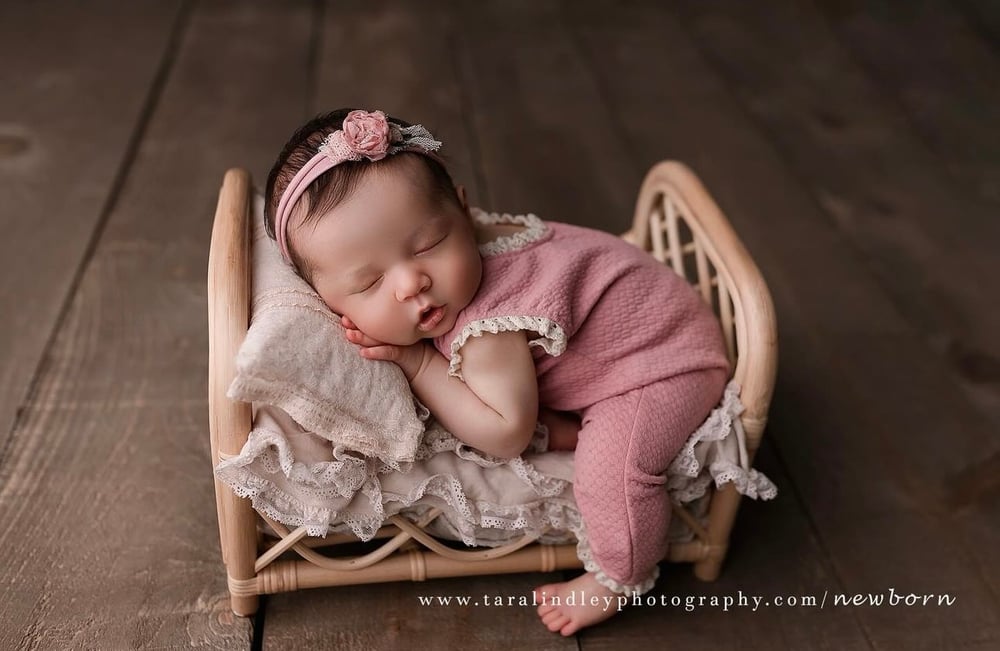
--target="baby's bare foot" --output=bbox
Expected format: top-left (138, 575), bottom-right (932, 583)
top-left (533, 572), bottom-right (622, 636)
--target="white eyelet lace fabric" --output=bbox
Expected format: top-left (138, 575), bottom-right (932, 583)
top-left (667, 381), bottom-right (778, 503)
top-left (446, 316), bottom-right (567, 380)
top-left (472, 208), bottom-right (548, 257)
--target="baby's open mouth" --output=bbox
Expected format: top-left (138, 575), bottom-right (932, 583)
top-left (417, 305), bottom-right (445, 332)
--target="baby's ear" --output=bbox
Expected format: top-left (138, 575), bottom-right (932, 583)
top-left (455, 184), bottom-right (469, 211)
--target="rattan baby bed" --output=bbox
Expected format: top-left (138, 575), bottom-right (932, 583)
top-left (207, 161), bottom-right (778, 616)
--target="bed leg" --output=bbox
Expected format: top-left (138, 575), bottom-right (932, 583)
top-left (693, 553), bottom-right (724, 582)
top-left (221, 489), bottom-right (261, 616)
top-left (229, 594), bottom-right (260, 617)
top-left (692, 483), bottom-right (742, 582)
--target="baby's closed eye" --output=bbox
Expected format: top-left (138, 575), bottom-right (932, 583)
top-left (352, 275), bottom-right (383, 294)
top-left (416, 232), bottom-right (448, 255)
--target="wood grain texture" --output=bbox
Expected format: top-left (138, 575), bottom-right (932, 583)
top-left (957, 0), bottom-right (1000, 63)
top-left (567, 1), bottom-right (999, 647)
top-left (0, 1), bottom-right (311, 647)
top-left (667, 0), bottom-right (1000, 432)
top-left (453, 0), bottom-right (640, 231)
top-left (5, 0), bottom-right (999, 647)
top-left (263, 575), bottom-right (578, 651)
top-left (0, 0), bottom-right (186, 504)
top-left (312, 0), bottom-right (485, 203)
top-left (814, 0), bottom-right (1000, 205)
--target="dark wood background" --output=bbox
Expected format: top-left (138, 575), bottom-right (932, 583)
top-left (1, 1), bottom-right (998, 648)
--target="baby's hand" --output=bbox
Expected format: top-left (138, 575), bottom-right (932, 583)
top-left (341, 315), bottom-right (430, 382)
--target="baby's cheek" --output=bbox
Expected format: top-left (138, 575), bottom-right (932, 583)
top-left (362, 306), bottom-right (409, 345)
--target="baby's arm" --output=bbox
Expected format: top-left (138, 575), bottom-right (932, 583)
top-left (343, 318), bottom-right (538, 459)
top-left (416, 332), bottom-right (539, 458)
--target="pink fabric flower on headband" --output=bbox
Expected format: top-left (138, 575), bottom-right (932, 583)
top-left (341, 110), bottom-right (391, 160)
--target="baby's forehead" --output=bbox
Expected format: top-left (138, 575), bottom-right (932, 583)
top-left (372, 152), bottom-right (440, 193)
top-left (320, 204), bottom-right (448, 267)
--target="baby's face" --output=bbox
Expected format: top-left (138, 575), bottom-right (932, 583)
top-left (291, 161), bottom-right (482, 346)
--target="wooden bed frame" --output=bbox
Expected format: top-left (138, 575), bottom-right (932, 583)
top-left (207, 161), bottom-right (778, 616)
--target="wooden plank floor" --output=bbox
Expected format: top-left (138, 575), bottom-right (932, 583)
top-left (1, 0), bottom-right (997, 648)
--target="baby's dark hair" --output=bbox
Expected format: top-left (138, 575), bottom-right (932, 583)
top-left (264, 108), bottom-right (462, 278)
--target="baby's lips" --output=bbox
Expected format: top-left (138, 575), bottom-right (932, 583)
top-left (417, 305), bottom-right (445, 332)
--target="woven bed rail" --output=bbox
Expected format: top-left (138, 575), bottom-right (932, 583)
top-left (240, 498), bottom-right (721, 597)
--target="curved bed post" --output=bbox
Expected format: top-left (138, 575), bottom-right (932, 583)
top-left (629, 161), bottom-right (778, 581)
top-left (207, 167), bottom-right (259, 615)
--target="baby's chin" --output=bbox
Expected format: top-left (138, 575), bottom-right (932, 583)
top-left (381, 331), bottom-right (426, 346)
top-left (362, 319), bottom-right (451, 345)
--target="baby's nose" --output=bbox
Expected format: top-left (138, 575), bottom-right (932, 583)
top-left (395, 269), bottom-right (432, 301)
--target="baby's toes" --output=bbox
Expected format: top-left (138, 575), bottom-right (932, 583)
top-left (559, 619), bottom-right (581, 637)
top-left (533, 583), bottom-right (559, 604)
top-left (542, 609), bottom-right (570, 633)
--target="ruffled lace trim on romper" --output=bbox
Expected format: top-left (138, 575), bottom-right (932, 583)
top-left (447, 209), bottom-right (568, 380)
top-left (473, 208), bottom-right (549, 257)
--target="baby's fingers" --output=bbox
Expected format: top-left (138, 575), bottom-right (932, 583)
top-left (340, 315), bottom-right (386, 347)
top-left (344, 328), bottom-right (384, 348)
top-left (358, 344), bottom-right (404, 362)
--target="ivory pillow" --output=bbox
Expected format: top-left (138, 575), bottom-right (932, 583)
top-left (226, 194), bottom-right (425, 467)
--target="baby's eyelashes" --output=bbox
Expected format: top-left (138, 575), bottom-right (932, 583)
top-left (352, 275), bottom-right (382, 294)
top-left (416, 234), bottom-right (447, 254)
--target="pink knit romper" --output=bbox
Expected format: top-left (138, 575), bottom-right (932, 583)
top-left (434, 210), bottom-right (730, 594)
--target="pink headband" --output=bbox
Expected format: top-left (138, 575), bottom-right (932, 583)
top-left (274, 109), bottom-right (443, 262)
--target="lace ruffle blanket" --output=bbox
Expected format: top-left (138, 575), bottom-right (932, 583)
top-left (215, 381), bottom-right (776, 572)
